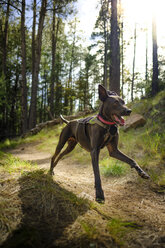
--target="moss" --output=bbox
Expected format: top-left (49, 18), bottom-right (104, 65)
top-left (107, 218), bottom-right (141, 245)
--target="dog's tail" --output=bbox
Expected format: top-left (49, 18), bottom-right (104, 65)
top-left (60, 115), bottom-right (69, 124)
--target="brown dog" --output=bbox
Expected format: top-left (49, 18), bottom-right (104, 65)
top-left (50, 85), bottom-right (149, 202)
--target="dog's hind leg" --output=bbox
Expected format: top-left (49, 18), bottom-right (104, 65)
top-left (50, 126), bottom-right (71, 175)
top-left (50, 137), bottom-right (77, 175)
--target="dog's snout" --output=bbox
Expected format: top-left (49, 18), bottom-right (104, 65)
top-left (126, 109), bottom-right (132, 115)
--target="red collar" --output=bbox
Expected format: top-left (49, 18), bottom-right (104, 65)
top-left (97, 115), bottom-right (116, 125)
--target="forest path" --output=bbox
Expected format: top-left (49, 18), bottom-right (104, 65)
top-left (10, 142), bottom-right (165, 248)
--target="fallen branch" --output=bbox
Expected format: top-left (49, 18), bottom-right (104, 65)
top-left (23, 110), bottom-right (94, 137)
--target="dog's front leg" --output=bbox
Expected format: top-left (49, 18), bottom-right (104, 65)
top-left (90, 148), bottom-right (105, 203)
top-left (107, 145), bottom-right (150, 179)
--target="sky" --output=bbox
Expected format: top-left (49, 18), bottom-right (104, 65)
top-left (74, 0), bottom-right (165, 82)
top-left (74, 0), bottom-right (100, 45)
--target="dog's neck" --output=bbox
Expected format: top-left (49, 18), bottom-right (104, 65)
top-left (97, 115), bottom-right (116, 125)
top-left (98, 104), bottom-right (116, 125)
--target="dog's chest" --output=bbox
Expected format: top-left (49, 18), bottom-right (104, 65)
top-left (75, 117), bottom-right (118, 151)
top-left (100, 127), bottom-right (117, 148)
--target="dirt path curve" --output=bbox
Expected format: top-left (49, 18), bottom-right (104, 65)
top-left (10, 142), bottom-right (165, 248)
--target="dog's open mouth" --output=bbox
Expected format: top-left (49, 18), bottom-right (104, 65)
top-left (113, 115), bottom-right (125, 126)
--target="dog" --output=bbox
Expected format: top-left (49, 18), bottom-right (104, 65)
top-left (50, 85), bottom-right (150, 202)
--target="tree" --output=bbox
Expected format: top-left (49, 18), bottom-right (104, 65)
top-left (2, 0), bottom-right (10, 77)
top-left (29, 0), bottom-right (47, 129)
top-left (119, 0), bottom-right (124, 98)
top-left (76, 47), bottom-right (100, 111)
top-left (109, 0), bottom-right (120, 95)
top-left (91, 0), bottom-right (110, 89)
top-left (145, 27), bottom-right (148, 86)
top-left (21, 0), bottom-right (28, 134)
top-left (101, 0), bottom-right (109, 89)
top-left (151, 13), bottom-right (159, 96)
top-left (50, 1), bottom-right (60, 117)
top-left (131, 23), bottom-right (136, 101)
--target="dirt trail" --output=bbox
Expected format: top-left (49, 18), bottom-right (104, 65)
top-left (10, 142), bottom-right (165, 248)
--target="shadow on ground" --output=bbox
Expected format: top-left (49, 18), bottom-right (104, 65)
top-left (0, 170), bottom-right (90, 248)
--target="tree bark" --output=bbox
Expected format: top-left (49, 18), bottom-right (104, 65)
top-left (21, 0), bottom-right (28, 134)
top-left (2, 0), bottom-right (10, 77)
top-left (152, 15), bottom-right (159, 96)
top-left (32, 0), bottom-right (36, 84)
top-left (29, 0), bottom-right (47, 129)
top-left (50, 2), bottom-right (60, 117)
top-left (109, 0), bottom-right (120, 95)
top-left (121, 21), bottom-right (124, 98)
top-left (145, 27), bottom-right (148, 88)
top-left (131, 23), bottom-right (136, 102)
top-left (102, 0), bottom-right (109, 89)
top-left (68, 24), bottom-right (76, 114)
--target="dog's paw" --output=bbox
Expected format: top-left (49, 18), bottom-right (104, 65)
top-left (139, 171), bottom-right (150, 179)
top-left (96, 194), bottom-right (105, 204)
top-left (96, 197), bottom-right (105, 204)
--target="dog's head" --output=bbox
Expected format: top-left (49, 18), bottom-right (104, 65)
top-left (98, 85), bottom-right (131, 126)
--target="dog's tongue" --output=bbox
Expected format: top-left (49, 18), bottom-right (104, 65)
top-left (114, 115), bottom-right (125, 126)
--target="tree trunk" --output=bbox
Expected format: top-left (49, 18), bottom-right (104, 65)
top-left (131, 23), bottom-right (136, 102)
top-left (32, 0), bottom-right (36, 85)
top-left (152, 15), bottom-right (159, 96)
top-left (145, 27), bottom-right (148, 85)
top-left (50, 3), bottom-right (60, 117)
top-left (10, 64), bottom-right (19, 136)
top-left (121, 21), bottom-right (124, 98)
top-left (1, 0), bottom-right (10, 136)
top-left (109, 0), bottom-right (120, 95)
top-left (68, 23), bottom-right (76, 114)
top-left (102, 0), bottom-right (108, 89)
top-left (119, 0), bottom-right (124, 99)
top-left (21, 0), bottom-right (28, 134)
top-left (50, 1), bottom-right (56, 118)
top-left (29, 0), bottom-right (47, 129)
top-left (2, 0), bottom-right (10, 77)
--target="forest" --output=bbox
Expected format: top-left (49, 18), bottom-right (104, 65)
top-left (0, 1), bottom-right (165, 247)
top-left (0, 0), bottom-right (164, 140)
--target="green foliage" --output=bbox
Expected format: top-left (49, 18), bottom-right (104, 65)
top-left (0, 138), bottom-right (22, 150)
top-left (80, 221), bottom-right (97, 239)
top-left (0, 167), bottom-right (90, 248)
top-left (107, 218), bottom-right (141, 245)
top-left (0, 153), bottom-right (37, 174)
top-left (100, 158), bottom-right (128, 177)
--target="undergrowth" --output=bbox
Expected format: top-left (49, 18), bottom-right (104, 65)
top-left (0, 153), bottom-right (38, 175)
top-left (100, 158), bottom-right (129, 177)
top-left (107, 218), bottom-right (141, 246)
top-left (0, 91), bottom-right (165, 247)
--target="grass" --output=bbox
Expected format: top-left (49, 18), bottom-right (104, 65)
top-left (0, 138), bottom-right (23, 150)
top-left (0, 153), bottom-right (120, 248)
top-left (1, 91), bottom-right (165, 247)
top-left (107, 218), bottom-right (141, 245)
top-left (100, 158), bottom-right (129, 177)
top-left (0, 153), bottom-right (38, 175)
top-left (0, 124), bottom-right (64, 153)
top-left (80, 221), bottom-right (97, 240)
top-left (0, 155), bottom-right (92, 247)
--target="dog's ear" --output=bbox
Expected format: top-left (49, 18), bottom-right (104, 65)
top-left (98, 85), bottom-right (108, 101)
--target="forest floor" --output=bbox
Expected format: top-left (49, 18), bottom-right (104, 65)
top-left (2, 139), bottom-right (164, 248)
top-left (1, 92), bottom-right (165, 247)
